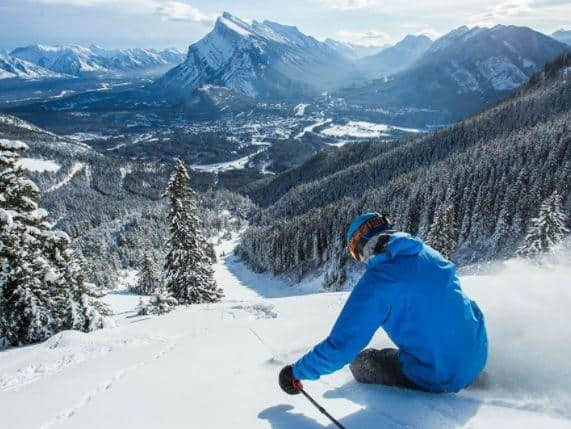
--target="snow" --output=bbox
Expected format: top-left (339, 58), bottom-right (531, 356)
top-left (1, 235), bottom-right (571, 428)
top-left (321, 121), bottom-right (390, 139)
top-left (17, 158), bottom-right (61, 173)
top-left (0, 115), bottom-right (57, 136)
top-left (46, 162), bottom-right (85, 192)
top-left (190, 149), bottom-right (265, 173)
top-left (476, 57), bottom-right (528, 91)
top-left (294, 103), bottom-right (309, 117)
top-left (294, 118), bottom-right (333, 139)
top-left (219, 15), bottom-right (253, 37)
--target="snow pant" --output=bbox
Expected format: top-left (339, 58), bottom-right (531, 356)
top-left (349, 348), bottom-right (422, 390)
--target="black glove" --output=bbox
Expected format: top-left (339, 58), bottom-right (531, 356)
top-left (279, 365), bottom-right (302, 395)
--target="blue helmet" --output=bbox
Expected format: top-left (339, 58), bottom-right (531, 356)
top-left (346, 212), bottom-right (393, 260)
top-left (347, 213), bottom-right (381, 244)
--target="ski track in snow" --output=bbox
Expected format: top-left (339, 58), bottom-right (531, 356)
top-left (46, 162), bottom-right (85, 192)
top-left (39, 341), bottom-right (177, 429)
top-left (1, 235), bottom-right (571, 428)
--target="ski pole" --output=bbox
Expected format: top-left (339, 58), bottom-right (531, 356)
top-left (293, 381), bottom-right (347, 429)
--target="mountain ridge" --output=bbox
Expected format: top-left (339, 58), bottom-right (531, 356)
top-left (10, 44), bottom-right (185, 76)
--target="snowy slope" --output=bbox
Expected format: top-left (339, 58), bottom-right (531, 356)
top-left (153, 12), bottom-right (357, 100)
top-left (1, 236), bottom-right (570, 428)
top-left (10, 45), bottom-right (185, 77)
top-left (0, 53), bottom-right (67, 80)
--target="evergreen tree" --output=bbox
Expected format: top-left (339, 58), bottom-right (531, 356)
top-left (425, 203), bottom-right (457, 259)
top-left (163, 160), bottom-right (223, 304)
top-left (517, 191), bottom-right (569, 257)
top-left (146, 284), bottom-right (178, 315)
top-left (133, 254), bottom-right (162, 295)
top-left (136, 297), bottom-right (149, 316)
top-left (0, 139), bottom-right (109, 346)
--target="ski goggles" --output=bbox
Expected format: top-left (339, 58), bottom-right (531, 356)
top-left (348, 216), bottom-right (391, 260)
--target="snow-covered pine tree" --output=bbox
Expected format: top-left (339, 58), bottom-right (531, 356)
top-left (136, 297), bottom-right (149, 316)
top-left (517, 191), bottom-right (569, 257)
top-left (0, 139), bottom-right (109, 346)
top-left (145, 284), bottom-right (178, 315)
top-left (133, 254), bottom-right (162, 295)
top-left (163, 160), bottom-right (223, 304)
top-left (425, 203), bottom-right (457, 260)
top-left (0, 139), bottom-right (60, 344)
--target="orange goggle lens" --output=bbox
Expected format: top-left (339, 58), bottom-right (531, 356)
top-left (347, 216), bottom-right (387, 260)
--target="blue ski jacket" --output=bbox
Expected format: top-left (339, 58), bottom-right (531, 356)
top-left (292, 232), bottom-right (487, 393)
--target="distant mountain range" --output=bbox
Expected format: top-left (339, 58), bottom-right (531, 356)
top-left (324, 39), bottom-right (387, 60)
top-left (340, 25), bottom-right (570, 123)
top-left (0, 53), bottom-right (68, 80)
top-left (552, 29), bottom-right (571, 45)
top-left (358, 34), bottom-right (433, 78)
top-left (3, 13), bottom-right (570, 127)
top-left (8, 44), bottom-right (185, 77)
top-left (151, 13), bottom-right (569, 123)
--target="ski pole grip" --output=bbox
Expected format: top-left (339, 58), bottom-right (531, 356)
top-left (292, 380), bottom-right (303, 391)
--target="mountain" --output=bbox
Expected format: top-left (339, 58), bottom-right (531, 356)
top-left (0, 53), bottom-right (67, 80)
top-left (358, 34), bottom-right (432, 78)
top-left (340, 25), bottom-right (570, 124)
top-left (239, 55), bottom-right (571, 281)
top-left (10, 44), bottom-right (185, 76)
top-left (153, 12), bottom-right (358, 100)
top-left (324, 39), bottom-right (387, 60)
top-left (552, 29), bottom-right (571, 45)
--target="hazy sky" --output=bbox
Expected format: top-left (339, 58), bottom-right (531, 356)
top-left (1, 0), bottom-right (570, 50)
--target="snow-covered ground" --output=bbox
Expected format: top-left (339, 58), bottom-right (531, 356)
top-left (1, 237), bottom-right (570, 428)
top-left (17, 158), bottom-right (61, 173)
top-left (190, 149), bottom-right (266, 173)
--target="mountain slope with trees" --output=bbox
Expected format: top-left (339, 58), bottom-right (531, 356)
top-left (238, 55), bottom-right (571, 283)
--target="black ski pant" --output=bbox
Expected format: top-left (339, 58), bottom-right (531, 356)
top-left (349, 348), bottom-right (422, 390)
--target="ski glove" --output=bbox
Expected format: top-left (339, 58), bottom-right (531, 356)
top-left (279, 365), bottom-right (302, 395)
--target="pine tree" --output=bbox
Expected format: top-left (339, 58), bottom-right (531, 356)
top-left (136, 297), bottom-right (150, 316)
top-left (163, 160), bottom-right (223, 304)
top-left (146, 284), bottom-right (178, 315)
top-left (517, 191), bottom-right (569, 257)
top-left (133, 254), bottom-right (162, 295)
top-left (425, 203), bottom-right (457, 260)
top-left (0, 139), bottom-right (109, 346)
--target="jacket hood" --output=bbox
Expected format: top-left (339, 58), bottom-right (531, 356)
top-left (367, 232), bottom-right (423, 266)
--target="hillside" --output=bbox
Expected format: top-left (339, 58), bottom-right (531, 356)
top-left (238, 55), bottom-right (571, 280)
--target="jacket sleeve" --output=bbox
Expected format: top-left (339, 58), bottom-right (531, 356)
top-left (292, 269), bottom-right (390, 381)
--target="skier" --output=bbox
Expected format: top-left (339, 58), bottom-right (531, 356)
top-left (279, 212), bottom-right (487, 395)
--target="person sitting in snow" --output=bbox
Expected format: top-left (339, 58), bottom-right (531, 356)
top-left (279, 212), bottom-right (488, 394)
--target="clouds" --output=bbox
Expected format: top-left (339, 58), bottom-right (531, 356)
top-left (28, 0), bottom-right (157, 12)
top-left (154, 2), bottom-right (216, 24)
top-left (320, 0), bottom-right (377, 10)
top-left (335, 29), bottom-right (390, 46)
top-left (27, 0), bottom-right (216, 23)
top-left (470, 0), bottom-right (571, 26)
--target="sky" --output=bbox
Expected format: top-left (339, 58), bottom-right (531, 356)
top-left (0, 0), bottom-right (570, 51)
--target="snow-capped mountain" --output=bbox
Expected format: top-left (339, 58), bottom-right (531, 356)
top-left (552, 29), bottom-right (571, 45)
top-left (324, 39), bottom-right (387, 60)
top-left (10, 44), bottom-right (185, 76)
top-left (421, 25), bottom-right (568, 92)
top-left (358, 34), bottom-right (432, 78)
top-left (0, 53), bottom-right (67, 80)
top-left (341, 25), bottom-right (570, 123)
top-left (153, 12), bottom-right (358, 100)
